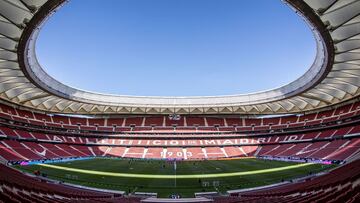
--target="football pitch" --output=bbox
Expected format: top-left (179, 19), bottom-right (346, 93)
top-left (15, 158), bottom-right (335, 197)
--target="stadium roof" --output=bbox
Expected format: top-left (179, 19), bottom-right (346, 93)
top-left (0, 0), bottom-right (359, 115)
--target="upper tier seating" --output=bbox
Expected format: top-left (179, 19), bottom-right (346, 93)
top-left (1, 101), bottom-right (360, 133)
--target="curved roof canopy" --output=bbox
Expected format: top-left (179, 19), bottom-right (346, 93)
top-left (0, 0), bottom-right (359, 115)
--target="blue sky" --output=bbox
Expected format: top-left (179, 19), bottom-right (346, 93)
top-left (37, 0), bottom-right (316, 96)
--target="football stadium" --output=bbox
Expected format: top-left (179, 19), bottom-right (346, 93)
top-left (0, 0), bottom-right (360, 202)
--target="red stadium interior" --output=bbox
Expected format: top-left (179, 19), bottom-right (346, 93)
top-left (1, 100), bottom-right (360, 202)
top-left (1, 0), bottom-right (360, 202)
top-left (0, 100), bottom-right (360, 162)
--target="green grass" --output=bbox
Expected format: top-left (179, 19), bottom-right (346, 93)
top-left (14, 158), bottom-right (335, 198)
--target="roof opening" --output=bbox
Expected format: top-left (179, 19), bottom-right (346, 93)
top-left (37, 0), bottom-right (316, 97)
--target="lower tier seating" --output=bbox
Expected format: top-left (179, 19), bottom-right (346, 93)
top-left (1, 156), bottom-right (359, 203)
top-left (0, 137), bottom-right (359, 162)
top-left (219, 159), bottom-right (360, 203)
top-left (0, 163), bottom-right (140, 203)
top-left (0, 140), bottom-right (259, 161)
top-left (257, 138), bottom-right (360, 161)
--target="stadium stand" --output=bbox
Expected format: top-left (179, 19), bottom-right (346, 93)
top-left (0, 163), bottom-right (140, 203)
top-left (221, 159), bottom-right (360, 203)
top-left (0, 0), bottom-right (360, 201)
top-left (0, 101), bottom-right (359, 132)
top-left (1, 99), bottom-right (360, 162)
top-left (1, 149), bottom-right (359, 202)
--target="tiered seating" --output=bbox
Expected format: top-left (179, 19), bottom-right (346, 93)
top-left (14, 130), bottom-right (35, 139)
top-left (2, 102), bottom-right (360, 202)
top-left (0, 141), bottom-right (25, 161)
top-left (198, 126), bottom-right (218, 131)
top-left (69, 117), bottom-right (87, 126)
top-left (258, 138), bottom-right (360, 161)
top-left (325, 139), bottom-right (360, 160)
top-left (144, 116), bottom-right (164, 126)
top-left (162, 148), bottom-right (186, 159)
top-left (186, 117), bottom-right (205, 126)
top-left (1, 101), bottom-right (360, 162)
top-left (349, 125), bottom-right (360, 134)
top-left (75, 145), bottom-right (94, 157)
top-left (244, 118), bottom-right (261, 126)
top-left (1, 101), bottom-right (360, 133)
top-left (223, 146), bottom-right (244, 157)
top-left (277, 143), bottom-right (310, 157)
top-left (33, 113), bottom-right (52, 123)
top-left (0, 126), bottom-right (17, 137)
top-left (205, 147), bottom-right (226, 158)
top-left (226, 159), bottom-right (360, 203)
top-left (310, 140), bottom-right (347, 159)
top-left (106, 118), bottom-right (124, 127)
top-left (165, 115), bottom-right (185, 126)
top-left (1, 156), bottom-right (359, 203)
top-left (145, 147), bottom-right (164, 159)
top-left (0, 163), bottom-right (131, 203)
top-left (316, 129), bottom-right (336, 139)
top-left (225, 117), bottom-right (242, 127)
top-left (298, 113), bottom-right (316, 123)
top-left (280, 116), bottom-right (298, 125)
top-left (124, 117), bottom-right (143, 127)
top-left (16, 109), bottom-right (34, 120)
top-left (106, 146), bottom-right (126, 157)
top-left (87, 118), bottom-right (104, 127)
top-left (3, 140), bottom-right (43, 160)
top-left (123, 147), bottom-right (145, 158)
top-left (185, 148), bottom-right (206, 159)
top-left (263, 144), bottom-right (292, 157)
top-left (263, 117), bottom-right (280, 126)
top-left (1, 129), bottom-right (360, 161)
top-left (240, 146), bottom-right (258, 157)
top-left (206, 117), bottom-right (225, 126)
top-left (301, 132), bottom-right (319, 139)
